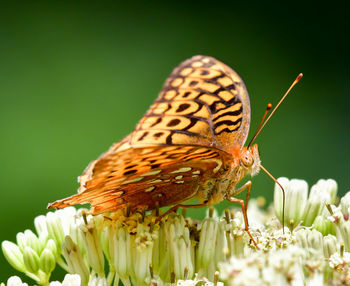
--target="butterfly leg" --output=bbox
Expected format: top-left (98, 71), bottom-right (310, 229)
top-left (155, 202), bottom-right (209, 223)
top-left (231, 180), bottom-right (252, 214)
top-left (226, 181), bottom-right (259, 248)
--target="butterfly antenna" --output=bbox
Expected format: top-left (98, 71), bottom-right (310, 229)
top-left (247, 73), bottom-right (303, 147)
top-left (260, 164), bottom-right (285, 233)
top-left (247, 103), bottom-right (272, 148)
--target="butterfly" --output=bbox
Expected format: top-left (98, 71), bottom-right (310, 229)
top-left (48, 55), bottom-right (301, 245)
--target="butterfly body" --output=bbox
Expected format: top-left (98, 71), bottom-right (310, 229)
top-left (48, 55), bottom-right (261, 216)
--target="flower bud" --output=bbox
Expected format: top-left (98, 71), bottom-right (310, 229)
top-left (1, 241), bottom-right (26, 273)
top-left (340, 192), bottom-right (350, 216)
top-left (46, 239), bottom-right (58, 258)
top-left (62, 236), bottom-right (89, 286)
top-left (274, 178), bottom-right (308, 227)
top-left (56, 207), bottom-right (78, 235)
top-left (313, 215), bottom-right (335, 236)
top-left (151, 221), bottom-right (168, 278)
top-left (79, 219), bottom-right (105, 276)
top-left (23, 246), bottom-right (40, 273)
top-left (310, 179), bottom-right (337, 205)
top-left (170, 215), bottom-right (194, 280)
top-left (23, 230), bottom-right (41, 255)
top-left (99, 225), bottom-right (111, 262)
top-left (323, 235), bottom-right (338, 258)
top-left (46, 212), bottom-right (65, 251)
top-left (302, 196), bottom-right (322, 227)
top-left (132, 223), bottom-right (157, 284)
top-left (307, 229), bottom-right (323, 252)
top-left (113, 226), bottom-right (131, 283)
top-left (197, 217), bottom-right (218, 271)
top-left (34, 215), bottom-right (48, 238)
top-left (40, 249), bottom-right (56, 274)
top-left (68, 218), bottom-right (86, 256)
top-left (16, 232), bottom-right (27, 253)
top-left (215, 220), bottom-right (226, 265)
top-left (338, 220), bottom-right (350, 251)
top-left (295, 229), bottom-right (308, 249)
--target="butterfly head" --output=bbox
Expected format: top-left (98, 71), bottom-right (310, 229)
top-left (240, 144), bottom-right (261, 176)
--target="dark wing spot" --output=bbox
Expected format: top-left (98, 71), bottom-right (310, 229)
top-left (125, 164), bottom-right (137, 169)
top-left (176, 103), bottom-right (190, 113)
top-left (150, 117), bottom-right (162, 127)
top-left (123, 169), bottom-right (137, 175)
top-left (201, 70), bottom-right (209, 75)
top-left (138, 131), bottom-right (149, 141)
top-left (154, 132), bottom-right (163, 138)
top-left (167, 119), bottom-right (181, 127)
top-left (183, 92), bottom-right (191, 98)
top-left (151, 163), bottom-right (161, 169)
top-left (189, 80), bottom-right (198, 86)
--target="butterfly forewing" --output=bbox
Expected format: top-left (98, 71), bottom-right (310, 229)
top-left (48, 55), bottom-right (251, 214)
top-left (131, 55), bottom-right (250, 152)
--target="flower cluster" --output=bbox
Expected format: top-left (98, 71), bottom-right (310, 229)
top-left (219, 177), bottom-right (350, 285)
top-left (2, 206), bottom-right (229, 286)
top-left (2, 177), bottom-right (350, 285)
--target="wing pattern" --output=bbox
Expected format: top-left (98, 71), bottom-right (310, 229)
top-left (131, 55), bottom-right (251, 152)
top-left (49, 145), bottom-right (231, 214)
top-left (48, 55), bottom-right (249, 214)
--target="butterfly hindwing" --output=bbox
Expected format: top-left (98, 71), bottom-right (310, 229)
top-left (48, 145), bottom-right (230, 214)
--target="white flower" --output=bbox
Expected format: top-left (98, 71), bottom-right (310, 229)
top-left (323, 234), bottom-right (338, 258)
top-left (61, 236), bottom-right (89, 285)
top-left (166, 214), bottom-right (194, 280)
top-left (4, 177), bottom-right (350, 286)
top-left (310, 179), bottom-right (337, 206)
top-left (6, 276), bottom-right (28, 286)
top-left (1, 241), bottom-right (26, 273)
top-left (340, 191), bottom-right (350, 215)
top-left (34, 215), bottom-right (49, 239)
top-left (49, 274), bottom-right (81, 286)
top-left (79, 216), bottom-right (105, 277)
top-left (329, 252), bottom-right (350, 269)
top-left (274, 177), bottom-right (308, 227)
top-left (177, 274), bottom-right (223, 286)
top-left (88, 275), bottom-right (106, 286)
top-left (56, 207), bottom-right (79, 235)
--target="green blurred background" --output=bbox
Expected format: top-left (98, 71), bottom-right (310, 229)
top-left (1, 0), bottom-right (349, 281)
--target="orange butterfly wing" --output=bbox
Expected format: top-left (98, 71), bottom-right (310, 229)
top-left (49, 145), bottom-right (230, 214)
top-left (131, 55), bottom-right (250, 152)
top-left (48, 55), bottom-right (251, 214)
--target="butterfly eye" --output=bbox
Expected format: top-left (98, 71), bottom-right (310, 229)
top-left (241, 153), bottom-right (254, 167)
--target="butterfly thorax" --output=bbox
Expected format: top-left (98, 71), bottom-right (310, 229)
top-left (198, 144), bottom-right (261, 205)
